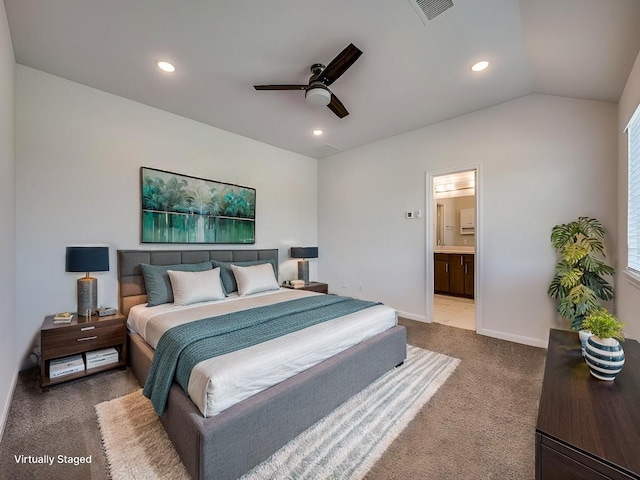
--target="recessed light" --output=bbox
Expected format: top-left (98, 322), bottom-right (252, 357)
top-left (471, 61), bottom-right (489, 72)
top-left (157, 61), bottom-right (176, 73)
top-left (313, 129), bottom-right (324, 136)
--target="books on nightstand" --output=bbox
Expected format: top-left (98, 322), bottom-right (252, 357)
top-left (85, 347), bottom-right (119, 369)
top-left (53, 312), bottom-right (73, 324)
top-left (49, 354), bottom-right (84, 378)
top-left (290, 280), bottom-right (306, 288)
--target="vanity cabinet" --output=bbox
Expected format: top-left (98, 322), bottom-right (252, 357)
top-left (434, 253), bottom-right (474, 299)
top-left (463, 255), bottom-right (474, 296)
top-left (434, 254), bottom-right (450, 292)
top-left (449, 254), bottom-right (465, 295)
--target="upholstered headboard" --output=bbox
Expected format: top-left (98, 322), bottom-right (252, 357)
top-left (117, 249), bottom-right (279, 317)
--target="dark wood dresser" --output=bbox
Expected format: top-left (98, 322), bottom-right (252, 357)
top-left (536, 329), bottom-right (640, 479)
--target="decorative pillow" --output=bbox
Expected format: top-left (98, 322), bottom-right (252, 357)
top-left (230, 263), bottom-right (280, 296)
top-left (139, 261), bottom-right (213, 307)
top-left (211, 259), bottom-right (277, 294)
top-left (167, 268), bottom-right (225, 305)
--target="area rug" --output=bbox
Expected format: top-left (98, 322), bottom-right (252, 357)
top-left (95, 345), bottom-right (460, 480)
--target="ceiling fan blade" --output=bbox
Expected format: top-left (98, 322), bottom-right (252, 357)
top-left (318, 44), bottom-right (362, 86)
top-left (254, 85), bottom-right (308, 91)
top-left (327, 93), bottom-right (349, 118)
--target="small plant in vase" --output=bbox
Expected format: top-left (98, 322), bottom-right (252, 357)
top-left (581, 309), bottom-right (625, 381)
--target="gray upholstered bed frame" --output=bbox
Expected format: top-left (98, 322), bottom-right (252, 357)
top-left (118, 249), bottom-right (407, 480)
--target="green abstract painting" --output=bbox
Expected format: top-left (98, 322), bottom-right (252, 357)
top-left (141, 167), bottom-right (255, 244)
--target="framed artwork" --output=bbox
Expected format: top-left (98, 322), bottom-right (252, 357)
top-left (140, 167), bottom-right (256, 244)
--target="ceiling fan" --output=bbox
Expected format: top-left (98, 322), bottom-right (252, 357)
top-left (254, 43), bottom-right (362, 118)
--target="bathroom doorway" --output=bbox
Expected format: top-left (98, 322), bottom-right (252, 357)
top-left (426, 167), bottom-right (480, 332)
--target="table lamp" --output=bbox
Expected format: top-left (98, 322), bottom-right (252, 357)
top-left (290, 247), bottom-right (318, 285)
top-left (65, 246), bottom-right (109, 317)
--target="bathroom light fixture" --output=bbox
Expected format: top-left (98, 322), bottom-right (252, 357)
top-left (313, 129), bottom-right (324, 136)
top-left (157, 61), bottom-right (176, 73)
top-left (471, 61), bottom-right (489, 72)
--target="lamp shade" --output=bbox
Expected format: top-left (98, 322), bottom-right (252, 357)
top-left (65, 246), bottom-right (110, 273)
top-left (290, 247), bottom-right (318, 259)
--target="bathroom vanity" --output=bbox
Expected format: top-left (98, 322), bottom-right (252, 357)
top-left (434, 247), bottom-right (474, 299)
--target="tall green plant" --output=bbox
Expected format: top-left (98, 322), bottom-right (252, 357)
top-left (547, 217), bottom-right (615, 330)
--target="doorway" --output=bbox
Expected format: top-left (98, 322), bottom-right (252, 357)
top-left (426, 166), bottom-right (481, 332)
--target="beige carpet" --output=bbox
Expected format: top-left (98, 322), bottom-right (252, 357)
top-left (96, 345), bottom-right (459, 480)
top-left (1, 321), bottom-right (546, 479)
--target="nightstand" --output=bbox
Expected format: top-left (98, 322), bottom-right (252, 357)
top-left (40, 311), bottom-right (127, 392)
top-left (283, 282), bottom-right (329, 294)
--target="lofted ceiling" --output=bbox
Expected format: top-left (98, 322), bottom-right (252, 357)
top-left (5, 0), bottom-right (640, 158)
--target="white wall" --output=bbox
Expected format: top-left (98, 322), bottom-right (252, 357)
top-left (617, 50), bottom-right (640, 341)
top-left (15, 66), bottom-right (318, 369)
top-left (319, 94), bottom-right (618, 347)
top-left (0, 0), bottom-right (17, 439)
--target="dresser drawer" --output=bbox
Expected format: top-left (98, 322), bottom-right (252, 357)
top-left (42, 323), bottom-right (125, 359)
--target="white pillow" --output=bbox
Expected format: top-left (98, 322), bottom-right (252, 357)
top-left (167, 268), bottom-right (225, 305)
top-left (230, 263), bottom-right (279, 296)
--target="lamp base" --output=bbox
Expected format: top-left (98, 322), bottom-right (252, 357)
top-left (297, 260), bottom-right (310, 285)
top-left (77, 276), bottom-right (97, 317)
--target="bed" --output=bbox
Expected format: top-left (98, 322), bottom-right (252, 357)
top-left (118, 249), bottom-right (407, 480)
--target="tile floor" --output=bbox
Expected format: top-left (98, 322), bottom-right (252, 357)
top-left (433, 294), bottom-right (476, 331)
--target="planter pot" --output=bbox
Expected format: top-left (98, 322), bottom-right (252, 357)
top-left (578, 329), bottom-right (592, 356)
top-left (584, 336), bottom-right (625, 381)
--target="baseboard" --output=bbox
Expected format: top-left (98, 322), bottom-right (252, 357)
top-left (396, 310), bottom-right (428, 323)
top-left (397, 311), bottom-right (547, 349)
top-left (0, 368), bottom-right (19, 443)
top-left (477, 327), bottom-right (547, 349)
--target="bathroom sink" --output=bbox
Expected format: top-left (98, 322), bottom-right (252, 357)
top-left (434, 246), bottom-right (475, 254)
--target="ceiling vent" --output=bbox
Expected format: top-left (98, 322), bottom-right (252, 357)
top-left (409, 0), bottom-right (454, 24)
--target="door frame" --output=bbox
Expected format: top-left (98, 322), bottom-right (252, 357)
top-left (425, 164), bottom-right (482, 331)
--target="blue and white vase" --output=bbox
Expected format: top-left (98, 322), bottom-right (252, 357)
top-left (584, 336), bottom-right (625, 381)
top-left (578, 329), bottom-right (592, 356)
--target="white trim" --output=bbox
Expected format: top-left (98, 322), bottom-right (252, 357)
top-left (425, 164), bottom-right (482, 333)
top-left (626, 103), bottom-right (640, 273)
top-left (477, 327), bottom-right (548, 349)
top-left (623, 268), bottom-right (640, 291)
top-left (0, 368), bottom-right (19, 443)
top-left (624, 102), bottom-right (640, 132)
top-left (395, 310), bottom-right (428, 323)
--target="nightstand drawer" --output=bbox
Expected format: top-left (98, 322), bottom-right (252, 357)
top-left (40, 311), bottom-right (127, 391)
top-left (42, 324), bottom-right (125, 359)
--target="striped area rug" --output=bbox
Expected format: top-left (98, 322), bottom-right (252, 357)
top-left (96, 345), bottom-right (459, 480)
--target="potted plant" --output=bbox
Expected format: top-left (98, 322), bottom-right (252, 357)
top-left (547, 217), bottom-right (615, 331)
top-left (581, 308), bottom-right (625, 381)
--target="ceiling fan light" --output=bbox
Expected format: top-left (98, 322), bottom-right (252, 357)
top-left (305, 87), bottom-right (331, 106)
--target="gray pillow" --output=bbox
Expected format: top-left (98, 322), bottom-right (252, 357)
top-left (140, 261), bottom-right (213, 307)
top-left (211, 259), bottom-right (278, 295)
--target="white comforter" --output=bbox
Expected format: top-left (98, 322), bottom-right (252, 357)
top-left (128, 289), bottom-right (397, 417)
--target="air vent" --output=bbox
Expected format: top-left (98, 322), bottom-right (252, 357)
top-left (312, 144), bottom-right (341, 158)
top-left (409, 0), bottom-right (454, 24)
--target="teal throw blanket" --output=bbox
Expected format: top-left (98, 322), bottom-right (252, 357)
top-left (143, 295), bottom-right (381, 416)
